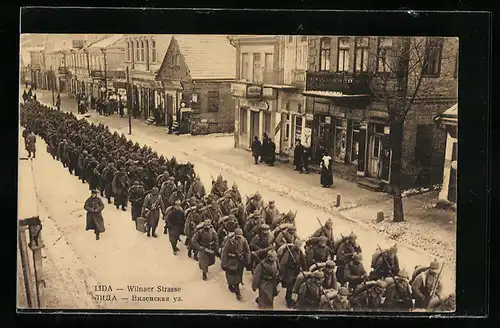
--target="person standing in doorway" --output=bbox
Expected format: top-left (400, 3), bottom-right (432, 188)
top-left (251, 136), bottom-right (262, 165)
top-left (294, 140), bottom-right (304, 172)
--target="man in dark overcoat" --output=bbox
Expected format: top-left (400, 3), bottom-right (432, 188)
top-left (112, 167), bottom-right (130, 211)
top-left (84, 189), bottom-right (105, 240)
top-left (128, 181), bottom-right (146, 224)
top-left (261, 133), bottom-right (270, 164)
top-left (221, 228), bottom-right (251, 301)
top-left (142, 187), bottom-right (164, 238)
top-left (184, 202), bottom-right (205, 259)
top-left (279, 239), bottom-right (306, 308)
top-left (192, 220), bottom-right (219, 280)
top-left (165, 200), bottom-right (185, 255)
top-left (251, 136), bottom-right (262, 164)
top-left (252, 249), bottom-right (280, 309)
top-left (25, 131), bottom-right (37, 158)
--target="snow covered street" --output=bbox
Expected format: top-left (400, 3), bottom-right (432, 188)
top-left (18, 107), bottom-right (456, 311)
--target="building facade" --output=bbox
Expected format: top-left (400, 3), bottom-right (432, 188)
top-left (156, 35), bottom-right (236, 133)
top-left (305, 36), bottom-right (458, 190)
top-left (124, 34), bottom-right (171, 119)
top-left (28, 46), bottom-right (46, 90)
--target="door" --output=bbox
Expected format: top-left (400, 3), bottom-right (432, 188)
top-left (369, 134), bottom-right (383, 178)
top-left (250, 111), bottom-right (259, 142)
top-left (380, 137), bottom-right (392, 182)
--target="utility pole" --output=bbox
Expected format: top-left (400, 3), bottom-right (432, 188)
top-left (50, 66), bottom-right (55, 106)
top-left (127, 66), bottom-right (132, 135)
top-left (102, 50), bottom-right (108, 100)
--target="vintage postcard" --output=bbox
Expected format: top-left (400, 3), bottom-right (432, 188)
top-left (18, 33), bottom-right (457, 312)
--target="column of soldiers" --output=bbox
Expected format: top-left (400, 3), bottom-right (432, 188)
top-left (20, 101), bottom-right (455, 312)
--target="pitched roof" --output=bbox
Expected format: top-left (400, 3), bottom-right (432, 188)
top-left (88, 34), bottom-right (124, 49)
top-left (174, 35), bottom-right (236, 80)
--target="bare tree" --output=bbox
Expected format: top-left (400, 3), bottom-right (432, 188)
top-left (366, 36), bottom-right (456, 222)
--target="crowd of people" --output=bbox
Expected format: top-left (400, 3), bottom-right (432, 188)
top-left (20, 99), bottom-right (455, 312)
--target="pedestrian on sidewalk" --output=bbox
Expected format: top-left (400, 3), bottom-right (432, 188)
top-left (268, 138), bottom-right (276, 166)
top-left (261, 133), bottom-right (270, 164)
top-left (294, 140), bottom-right (304, 172)
top-left (251, 136), bottom-right (262, 165)
top-left (320, 151), bottom-right (334, 188)
top-left (118, 96), bottom-right (125, 118)
top-left (84, 189), bottom-right (106, 241)
top-left (301, 145), bottom-right (310, 174)
top-left (25, 130), bottom-right (36, 159)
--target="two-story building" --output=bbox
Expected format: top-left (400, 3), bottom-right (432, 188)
top-left (305, 36), bottom-right (458, 191)
top-left (28, 45), bottom-right (46, 90)
top-left (124, 34), bottom-right (171, 119)
top-left (155, 35), bottom-right (236, 133)
top-left (86, 34), bottom-right (127, 101)
top-left (44, 35), bottom-right (72, 93)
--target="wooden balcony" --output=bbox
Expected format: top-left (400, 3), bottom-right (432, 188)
top-left (306, 71), bottom-right (371, 95)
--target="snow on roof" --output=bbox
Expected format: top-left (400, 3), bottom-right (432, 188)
top-left (302, 90), bottom-right (370, 98)
top-left (174, 35), bottom-right (236, 80)
top-left (88, 34), bottom-right (124, 49)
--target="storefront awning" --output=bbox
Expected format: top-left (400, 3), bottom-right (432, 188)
top-left (302, 90), bottom-right (370, 98)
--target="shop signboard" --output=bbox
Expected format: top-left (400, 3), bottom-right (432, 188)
top-left (314, 102), bottom-right (330, 114)
top-left (246, 85), bottom-right (262, 99)
top-left (231, 83), bottom-right (246, 98)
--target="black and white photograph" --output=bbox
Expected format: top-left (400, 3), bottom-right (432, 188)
top-left (18, 32), bottom-right (458, 312)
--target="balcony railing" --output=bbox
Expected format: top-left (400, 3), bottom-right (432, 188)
top-left (306, 71), bottom-right (371, 95)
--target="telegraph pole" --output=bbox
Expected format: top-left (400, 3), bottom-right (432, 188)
top-left (50, 66), bottom-right (55, 106)
top-left (127, 66), bottom-right (132, 135)
top-left (102, 49), bottom-right (108, 100)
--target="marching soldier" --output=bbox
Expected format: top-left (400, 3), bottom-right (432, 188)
top-left (191, 220), bottom-right (218, 280)
top-left (217, 214), bottom-right (239, 247)
top-left (211, 174), bottom-right (228, 198)
top-left (221, 228), bottom-right (251, 301)
top-left (383, 269), bottom-right (413, 310)
top-left (168, 183), bottom-right (185, 207)
top-left (320, 287), bottom-right (351, 311)
top-left (350, 280), bottom-right (387, 311)
top-left (275, 225), bottom-right (299, 249)
top-left (279, 239), bottom-right (306, 308)
top-left (156, 170), bottom-right (170, 188)
top-left (252, 249), bottom-right (280, 309)
top-left (411, 259), bottom-right (443, 309)
top-left (227, 183), bottom-right (242, 204)
top-left (262, 200), bottom-right (279, 226)
top-left (96, 157), bottom-right (108, 197)
top-left (310, 260), bottom-right (339, 291)
top-left (219, 192), bottom-right (236, 216)
top-left (309, 218), bottom-right (335, 249)
top-left (243, 210), bottom-right (265, 242)
top-left (160, 176), bottom-right (176, 206)
top-left (112, 167), bottom-right (130, 211)
top-left (103, 162), bottom-right (117, 204)
top-left (187, 175), bottom-right (206, 199)
top-left (128, 181), bottom-right (146, 224)
top-left (305, 236), bottom-right (334, 269)
top-left (245, 196), bottom-right (262, 215)
top-left (249, 224), bottom-right (275, 271)
top-left (295, 270), bottom-right (324, 310)
top-left (336, 233), bottom-right (362, 286)
top-left (84, 189), bottom-right (105, 241)
top-left (141, 187), bottom-right (164, 238)
top-left (343, 253), bottom-right (368, 292)
top-left (165, 200), bottom-right (185, 255)
top-left (369, 244), bottom-right (400, 280)
top-left (25, 130), bottom-right (37, 158)
top-left (185, 202), bottom-right (205, 259)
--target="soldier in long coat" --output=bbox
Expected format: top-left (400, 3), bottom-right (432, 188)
top-left (275, 225), bottom-right (299, 248)
top-left (168, 183), bottom-right (185, 207)
top-left (184, 203), bottom-right (205, 259)
top-left (84, 189), bottom-right (105, 240)
top-left (344, 253), bottom-right (368, 291)
top-left (244, 210), bottom-right (265, 242)
top-left (319, 287), bottom-right (351, 310)
top-left (165, 200), bottom-right (185, 255)
top-left (227, 183), bottom-right (242, 204)
top-left (369, 245), bottom-right (400, 281)
top-left (219, 193), bottom-right (236, 216)
top-left (128, 181), bottom-right (146, 223)
top-left (141, 187), bottom-right (164, 238)
top-left (192, 220), bottom-right (218, 280)
top-left (262, 201), bottom-right (279, 226)
top-left (187, 175), bottom-right (206, 199)
top-left (350, 280), bottom-right (387, 311)
top-left (250, 224), bottom-right (275, 271)
top-left (221, 228), bottom-right (251, 301)
top-left (112, 167), bottom-right (130, 210)
top-left (308, 218), bottom-right (335, 250)
top-left (102, 163), bottom-right (117, 204)
top-left (411, 260), bottom-right (443, 309)
top-left (252, 249), bottom-right (280, 309)
top-left (96, 157), bottom-right (108, 196)
top-left (279, 240), bottom-right (306, 308)
top-left (25, 131), bottom-right (37, 158)
top-left (383, 270), bottom-right (413, 311)
top-left (336, 233), bottom-right (362, 286)
top-left (211, 175), bottom-right (228, 198)
top-left (77, 150), bottom-right (89, 182)
top-left (216, 214), bottom-right (239, 248)
top-left (160, 177), bottom-right (176, 207)
top-left (310, 260), bottom-right (339, 291)
top-left (296, 270), bottom-right (324, 310)
top-left (305, 236), bottom-right (334, 269)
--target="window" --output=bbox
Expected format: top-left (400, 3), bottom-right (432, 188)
top-left (240, 107), bottom-right (247, 133)
top-left (333, 118), bottom-right (347, 162)
top-left (319, 37), bottom-right (331, 71)
top-left (423, 37), bottom-right (444, 77)
top-left (241, 53), bottom-right (249, 80)
top-left (377, 37), bottom-right (392, 73)
top-left (130, 42), bottom-right (134, 62)
top-left (253, 53), bottom-right (262, 83)
top-left (264, 53), bottom-right (273, 71)
top-left (136, 41), bottom-right (140, 61)
top-left (337, 38), bottom-right (350, 72)
top-left (175, 54), bottom-right (181, 66)
top-left (151, 40), bottom-right (156, 62)
top-left (207, 90), bottom-right (219, 112)
top-left (349, 121), bottom-right (361, 165)
top-left (127, 42), bottom-right (130, 61)
top-left (145, 40), bottom-right (149, 63)
top-left (354, 37), bottom-right (369, 72)
top-left (140, 41), bottom-right (145, 62)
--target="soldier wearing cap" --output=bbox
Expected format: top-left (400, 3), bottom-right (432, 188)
top-left (250, 224), bottom-right (275, 271)
top-left (168, 182), bottom-right (185, 207)
top-left (279, 239), bottom-right (306, 308)
top-left (128, 180), bottom-right (146, 224)
top-left (192, 220), bottom-right (218, 281)
top-left (165, 200), bottom-right (185, 255)
top-left (321, 260), bottom-right (339, 291)
top-left (275, 225), bottom-right (299, 249)
top-left (369, 244), bottom-right (400, 281)
top-left (84, 189), bottom-right (106, 241)
top-left (296, 270), bottom-right (324, 310)
top-left (336, 232), bottom-right (362, 286)
top-left (310, 218), bottom-right (335, 248)
top-left (184, 202), bottom-right (205, 259)
top-left (243, 209), bottom-right (265, 242)
top-left (320, 286), bottom-right (351, 310)
top-left (217, 214), bottom-right (240, 248)
top-left (187, 175), bottom-right (206, 200)
top-left (159, 176), bottom-right (176, 205)
top-left (141, 187), bottom-right (165, 238)
top-left (221, 228), bottom-right (251, 301)
top-left (411, 259), bottom-right (443, 309)
top-left (252, 249), bottom-right (280, 309)
top-left (383, 269), bottom-right (413, 310)
top-left (344, 253), bottom-right (368, 291)
top-left (306, 236), bottom-right (334, 269)
top-left (350, 279), bottom-right (387, 311)
top-left (262, 200), bottom-right (280, 226)
top-left (227, 182), bottom-right (242, 204)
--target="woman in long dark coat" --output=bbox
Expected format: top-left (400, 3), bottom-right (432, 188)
top-left (320, 152), bottom-right (334, 188)
top-left (84, 189), bottom-right (106, 240)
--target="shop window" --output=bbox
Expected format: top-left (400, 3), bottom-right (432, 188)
top-left (319, 38), bottom-right (331, 71)
top-left (253, 53), bottom-right (262, 83)
top-left (240, 108), bottom-right (247, 134)
top-left (377, 37), bottom-right (392, 73)
top-left (207, 90), bottom-right (219, 112)
top-left (333, 118), bottom-right (347, 162)
top-left (337, 38), bottom-right (350, 72)
top-left (423, 37), bottom-right (443, 77)
top-left (354, 37), bottom-right (369, 72)
top-left (241, 53), bottom-right (250, 80)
